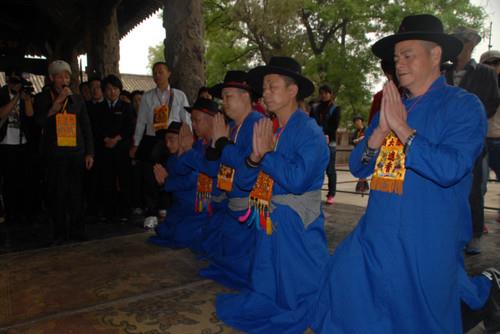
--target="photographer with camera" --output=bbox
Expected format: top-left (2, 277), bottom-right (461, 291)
top-left (0, 68), bottom-right (35, 247)
top-left (34, 60), bottom-right (94, 245)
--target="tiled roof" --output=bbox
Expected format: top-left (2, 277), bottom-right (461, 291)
top-left (0, 73), bottom-right (156, 94)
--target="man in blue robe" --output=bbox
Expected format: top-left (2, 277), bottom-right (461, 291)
top-left (193, 71), bottom-right (263, 290)
top-left (174, 98), bottom-right (227, 256)
top-left (311, 14), bottom-right (500, 334)
top-left (148, 121), bottom-right (205, 249)
top-left (215, 57), bottom-right (330, 333)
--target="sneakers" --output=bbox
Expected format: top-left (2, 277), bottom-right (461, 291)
top-left (326, 195), bottom-right (334, 205)
top-left (483, 268), bottom-right (500, 333)
top-left (144, 216), bottom-right (158, 230)
top-left (465, 237), bottom-right (481, 255)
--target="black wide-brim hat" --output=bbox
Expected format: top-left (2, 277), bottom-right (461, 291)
top-left (248, 56), bottom-right (315, 99)
top-left (209, 70), bottom-right (256, 99)
top-left (372, 14), bottom-right (463, 62)
top-left (184, 97), bottom-right (221, 116)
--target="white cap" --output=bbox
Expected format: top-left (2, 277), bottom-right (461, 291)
top-left (480, 50), bottom-right (500, 64)
top-left (48, 60), bottom-right (72, 76)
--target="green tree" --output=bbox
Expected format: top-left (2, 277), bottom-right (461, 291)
top-left (149, 0), bottom-right (485, 125)
top-left (147, 43), bottom-right (165, 69)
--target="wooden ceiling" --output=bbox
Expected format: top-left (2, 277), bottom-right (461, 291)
top-left (0, 0), bottom-right (163, 57)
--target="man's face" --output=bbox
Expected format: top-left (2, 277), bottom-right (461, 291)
top-left (7, 75), bottom-right (22, 93)
top-left (153, 64), bottom-right (171, 87)
top-left (191, 109), bottom-right (213, 140)
top-left (484, 58), bottom-right (500, 75)
top-left (165, 132), bottom-right (180, 154)
top-left (50, 71), bottom-right (71, 90)
top-left (199, 91), bottom-right (212, 100)
top-left (89, 80), bottom-right (103, 102)
top-left (262, 74), bottom-right (297, 113)
top-left (104, 84), bottom-right (121, 102)
top-left (80, 84), bottom-right (91, 101)
top-left (319, 90), bottom-right (332, 102)
top-left (221, 87), bottom-right (250, 120)
top-left (394, 40), bottom-right (437, 94)
top-left (354, 119), bottom-right (364, 129)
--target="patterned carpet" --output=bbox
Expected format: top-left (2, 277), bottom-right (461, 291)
top-left (0, 203), bottom-right (498, 333)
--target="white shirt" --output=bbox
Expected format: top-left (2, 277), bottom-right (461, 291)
top-left (133, 86), bottom-right (191, 146)
top-left (1, 92), bottom-right (26, 145)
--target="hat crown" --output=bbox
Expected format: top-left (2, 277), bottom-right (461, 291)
top-left (398, 14), bottom-right (444, 34)
top-left (223, 70), bottom-right (249, 84)
top-left (48, 60), bottom-right (72, 75)
top-left (191, 97), bottom-right (220, 114)
top-left (268, 56), bottom-right (303, 75)
top-left (166, 121), bottom-right (182, 133)
top-left (480, 50), bottom-right (500, 64)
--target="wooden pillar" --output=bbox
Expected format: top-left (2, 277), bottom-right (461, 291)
top-left (86, 2), bottom-right (121, 78)
top-left (164, 0), bottom-right (205, 103)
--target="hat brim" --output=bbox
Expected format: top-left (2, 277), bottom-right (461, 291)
top-left (184, 106), bottom-right (220, 116)
top-left (247, 65), bottom-right (315, 99)
top-left (372, 32), bottom-right (463, 62)
top-left (209, 83), bottom-right (256, 99)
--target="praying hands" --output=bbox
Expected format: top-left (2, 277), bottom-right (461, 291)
top-left (250, 118), bottom-right (275, 163)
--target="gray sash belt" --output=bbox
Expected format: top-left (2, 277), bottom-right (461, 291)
top-left (228, 190), bottom-right (322, 228)
top-left (212, 193), bottom-right (227, 203)
top-left (228, 196), bottom-right (249, 212)
top-left (271, 190), bottom-right (322, 228)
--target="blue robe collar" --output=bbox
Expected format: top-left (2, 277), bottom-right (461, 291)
top-left (404, 76), bottom-right (447, 104)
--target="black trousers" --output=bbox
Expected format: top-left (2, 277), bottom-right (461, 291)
top-left (45, 151), bottom-right (85, 240)
top-left (100, 145), bottom-right (132, 218)
top-left (0, 144), bottom-right (29, 221)
top-left (326, 145), bottom-right (337, 197)
top-left (469, 148), bottom-right (486, 239)
top-left (130, 159), bottom-right (144, 209)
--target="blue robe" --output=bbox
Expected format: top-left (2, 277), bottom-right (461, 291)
top-left (310, 76), bottom-right (491, 333)
top-left (148, 154), bottom-right (206, 249)
top-left (199, 111), bottom-right (264, 290)
top-left (175, 139), bottom-right (227, 257)
top-left (216, 110), bottom-right (330, 333)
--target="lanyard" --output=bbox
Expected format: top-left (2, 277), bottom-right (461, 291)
top-left (274, 125), bottom-right (286, 151)
top-left (156, 88), bottom-right (170, 106)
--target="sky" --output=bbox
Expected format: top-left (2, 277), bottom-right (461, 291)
top-left (115, 1), bottom-right (499, 76)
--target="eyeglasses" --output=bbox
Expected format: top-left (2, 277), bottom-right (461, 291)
top-left (484, 59), bottom-right (500, 66)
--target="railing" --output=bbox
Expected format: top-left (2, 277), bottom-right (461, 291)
top-left (328, 147), bottom-right (500, 212)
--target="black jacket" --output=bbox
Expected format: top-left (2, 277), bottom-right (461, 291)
top-left (310, 101), bottom-right (341, 143)
top-left (445, 60), bottom-right (500, 118)
top-left (34, 88), bottom-right (94, 156)
top-left (100, 99), bottom-right (135, 148)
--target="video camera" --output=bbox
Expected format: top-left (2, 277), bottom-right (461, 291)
top-left (7, 76), bottom-right (34, 95)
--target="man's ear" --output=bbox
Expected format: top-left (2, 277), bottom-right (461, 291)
top-left (431, 46), bottom-right (443, 67)
top-left (288, 83), bottom-right (299, 98)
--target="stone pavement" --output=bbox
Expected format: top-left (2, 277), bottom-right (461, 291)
top-left (0, 168), bottom-right (498, 333)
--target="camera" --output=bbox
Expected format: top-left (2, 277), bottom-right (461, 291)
top-left (21, 78), bottom-right (34, 94)
top-left (7, 76), bottom-right (34, 94)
